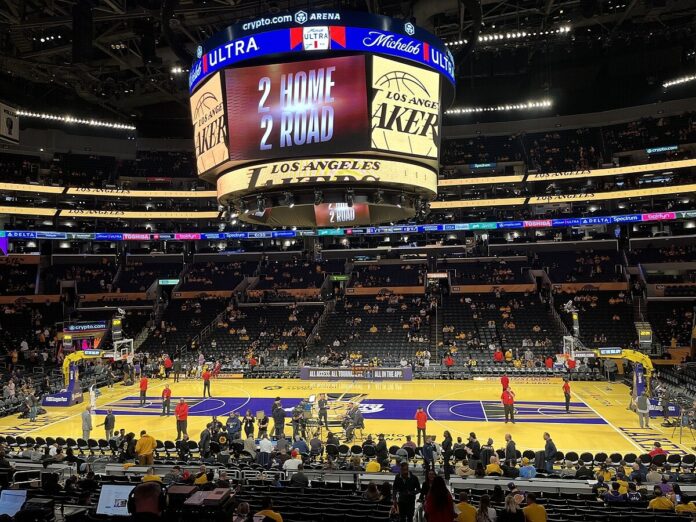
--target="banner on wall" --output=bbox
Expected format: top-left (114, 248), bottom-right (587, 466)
top-left (0, 102), bottom-right (19, 144)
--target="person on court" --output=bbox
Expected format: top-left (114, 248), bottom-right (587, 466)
top-left (562, 379), bottom-right (571, 413)
top-left (501, 373), bottom-right (510, 391)
top-left (501, 386), bottom-right (516, 423)
top-left (414, 406), bottom-right (428, 446)
top-left (175, 398), bottom-right (189, 440)
top-left (139, 374), bottom-right (148, 407)
top-left (202, 367), bottom-right (212, 397)
top-left (173, 358), bottom-right (181, 383)
top-left (317, 393), bottom-right (329, 430)
top-left (161, 384), bottom-right (172, 416)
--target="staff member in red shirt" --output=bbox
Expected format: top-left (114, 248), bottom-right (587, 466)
top-left (161, 384), bottom-right (172, 416)
top-left (443, 354), bottom-right (455, 379)
top-left (414, 406), bottom-right (428, 446)
top-left (175, 398), bottom-right (189, 440)
top-left (501, 373), bottom-right (510, 391)
top-left (501, 386), bottom-right (516, 424)
top-left (545, 356), bottom-right (554, 369)
top-left (163, 355), bottom-right (173, 378)
top-left (202, 368), bottom-right (212, 397)
top-left (139, 375), bottom-right (148, 407)
top-left (562, 379), bottom-right (571, 413)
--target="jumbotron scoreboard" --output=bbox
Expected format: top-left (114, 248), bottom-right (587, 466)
top-left (189, 10), bottom-right (455, 227)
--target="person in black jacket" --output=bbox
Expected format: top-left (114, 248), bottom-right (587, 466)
top-left (271, 398), bottom-right (285, 439)
top-left (376, 434), bottom-right (389, 468)
top-left (543, 432), bottom-right (557, 473)
top-left (442, 431), bottom-right (453, 480)
top-left (504, 433), bottom-right (517, 468)
top-left (393, 462), bottom-right (420, 522)
top-left (466, 432), bottom-right (481, 470)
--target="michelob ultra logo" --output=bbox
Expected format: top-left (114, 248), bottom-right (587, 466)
top-left (190, 72), bottom-right (229, 174)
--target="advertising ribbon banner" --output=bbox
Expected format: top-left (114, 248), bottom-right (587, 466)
top-left (217, 157), bottom-right (438, 197)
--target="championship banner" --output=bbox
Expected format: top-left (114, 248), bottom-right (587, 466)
top-left (190, 72), bottom-right (230, 175)
top-left (217, 157), bottom-right (437, 196)
top-left (224, 55), bottom-right (369, 163)
top-left (0, 102), bottom-right (19, 144)
top-left (370, 55), bottom-right (440, 164)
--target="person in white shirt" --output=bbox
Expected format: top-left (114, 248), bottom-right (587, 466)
top-left (259, 434), bottom-right (273, 454)
top-left (283, 453), bottom-right (301, 471)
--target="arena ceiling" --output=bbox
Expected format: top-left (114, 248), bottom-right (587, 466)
top-left (0, 0), bottom-right (694, 137)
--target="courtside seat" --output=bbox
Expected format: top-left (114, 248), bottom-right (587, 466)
top-left (564, 451), bottom-right (579, 465)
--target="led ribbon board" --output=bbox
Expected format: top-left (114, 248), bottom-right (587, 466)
top-left (189, 10), bottom-right (455, 93)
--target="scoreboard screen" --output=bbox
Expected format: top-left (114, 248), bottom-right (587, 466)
top-left (225, 55), bottom-right (369, 163)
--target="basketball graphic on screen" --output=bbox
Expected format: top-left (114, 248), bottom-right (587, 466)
top-left (374, 70), bottom-right (430, 98)
top-left (371, 56), bottom-right (441, 159)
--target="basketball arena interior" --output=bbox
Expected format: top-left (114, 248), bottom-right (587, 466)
top-left (0, 0), bottom-right (696, 521)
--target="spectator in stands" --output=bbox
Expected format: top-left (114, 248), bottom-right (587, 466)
top-left (162, 465), bottom-right (181, 485)
top-left (424, 475), bottom-right (454, 522)
top-left (649, 441), bottom-right (667, 457)
top-left (393, 462), bottom-right (420, 522)
top-left (455, 491), bottom-right (476, 522)
top-left (626, 482), bottom-right (643, 502)
top-left (519, 458), bottom-right (536, 479)
top-left (522, 492), bottom-right (547, 522)
top-left (648, 486), bottom-right (674, 511)
top-left (603, 482), bottom-right (625, 503)
top-left (289, 463), bottom-right (309, 488)
top-left (486, 456), bottom-right (503, 476)
top-left (129, 481), bottom-right (164, 521)
top-left (255, 497), bottom-right (282, 522)
top-left (498, 494), bottom-right (524, 522)
top-left (476, 494), bottom-right (496, 522)
top-left (141, 467), bottom-right (161, 483)
top-left (455, 459), bottom-right (475, 477)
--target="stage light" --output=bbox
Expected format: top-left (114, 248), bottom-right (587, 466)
top-left (345, 190), bottom-right (354, 208)
top-left (445, 98), bottom-right (553, 115)
top-left (314, 190), bottom-right (323, 206)
top-left (663, 74), bottom-right (696, 88)
top-left (16, 110), bottom-right (136, 130)
top-left (256, 195), bottom-right (266, 213)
